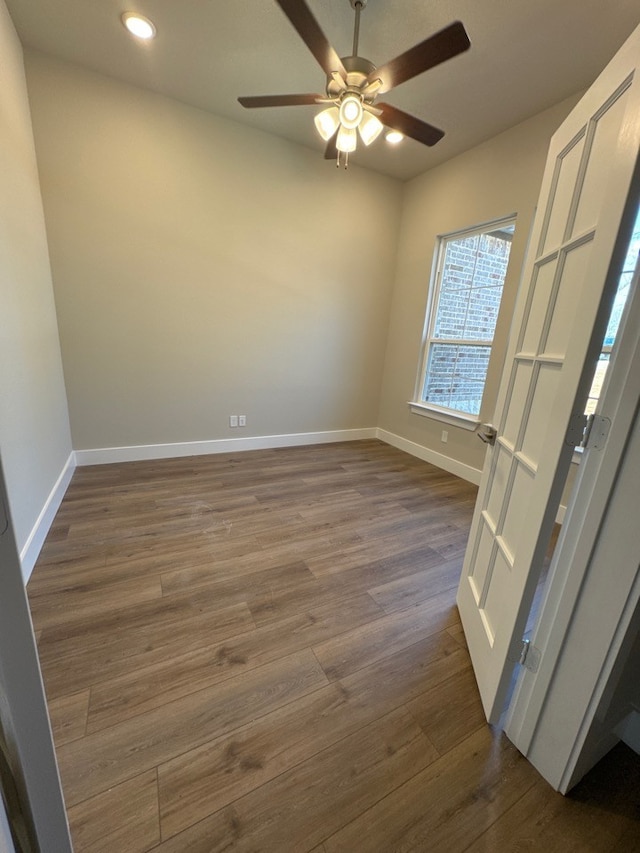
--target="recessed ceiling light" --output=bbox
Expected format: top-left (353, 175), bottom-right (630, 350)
top-left (121, 12), bottom-right (156, 40)
top-left (385, 130), bottom-right (404, 145)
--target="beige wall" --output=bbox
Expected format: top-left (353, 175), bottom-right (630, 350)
top-left (11, 48), bottom-right (584, 500)
top-left (0, 3), bottom-right (71, 553)
top-left (378, 95), bottom-right (581, 475)
top-left (24, 52), bottom-right (402, 451)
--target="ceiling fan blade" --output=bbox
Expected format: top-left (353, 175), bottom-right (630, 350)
top-left (275, 0), bottom-right (347, 79)
top-left (238, 94), bottom-right (326, 108)
top-left (369, 21), bottom-right (470, 93)
top-left (324, 133), bottom-right (338, 161)
top-left (377, 103), bottom-right (445, 147)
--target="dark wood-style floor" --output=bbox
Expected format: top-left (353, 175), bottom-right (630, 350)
top-left (27, 440), bottom-right (640, 852)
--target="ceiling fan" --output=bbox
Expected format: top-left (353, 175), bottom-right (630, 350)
top-left (238, 0), bottom-right (470, 167)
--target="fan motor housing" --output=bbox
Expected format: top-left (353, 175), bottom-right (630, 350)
top-left (327, 55), bottom-right (377, 97)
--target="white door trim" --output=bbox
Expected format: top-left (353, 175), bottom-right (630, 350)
top-left (0, 458), bottom-right (72, 851)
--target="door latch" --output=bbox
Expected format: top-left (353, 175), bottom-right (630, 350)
top-left (477, 423), bottom-right (497, 446)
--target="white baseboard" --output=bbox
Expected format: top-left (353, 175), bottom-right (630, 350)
top-left (19, 429), bottom-right (566, 580)
top-left (376, 428), bottom-right (568, 524)
top-left (376, 428), bottom-right (482, 485)
top-left (20, 452), bottom-right (76, 582)
top-left (74, 428), bottom-right (378, 466)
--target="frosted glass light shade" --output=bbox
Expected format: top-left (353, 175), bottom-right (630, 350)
top-left (336, 125), bottom-right (357, 153)
top-left (358, 111), bottom-right (384, 146)
top-left (314, 107), bottom-right (340, 141)
top-left (339, 96), bottom-right (363, 130)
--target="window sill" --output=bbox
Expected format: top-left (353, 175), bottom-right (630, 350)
top-left (408, 402), bottom-right (480, 432)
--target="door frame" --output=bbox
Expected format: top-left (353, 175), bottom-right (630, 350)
top-left (0, 456), bottom-right (72, 851)
top-left (505, 185), bottom-right (640, 791)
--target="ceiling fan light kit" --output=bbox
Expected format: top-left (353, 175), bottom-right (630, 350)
top-left (314, 107), bottom-right (341, 141)
top-left (337, 125), bottom-right (358, 153)
top-left (339, 95), bottom-right (363, 129)
top-left (358, 110), bottom-right (384, 146)
top-left (238, 0), bottom-right (470, 168)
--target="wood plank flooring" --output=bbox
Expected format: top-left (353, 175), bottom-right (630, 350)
top-left (27, 440), bottom-right (640, 851)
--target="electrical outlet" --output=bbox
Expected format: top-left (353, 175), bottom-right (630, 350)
top-left (229, 415), bottom-right (238, 428)
top-left (441, 430), bottom-right (448, 443)
top-left (238, 415), bottom-right (247, 427)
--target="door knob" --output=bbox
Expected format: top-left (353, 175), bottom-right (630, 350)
top-left (477, 423), bottom-right (497, 446)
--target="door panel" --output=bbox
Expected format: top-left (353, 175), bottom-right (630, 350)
top-left (572, 88), bottom-right (629, 238)
top-left (457, 24), bottom-right (640, 722)
top-left (543, 240), bottom-right (594, 357)
top-left (541, 134), bottom-right (585, 255)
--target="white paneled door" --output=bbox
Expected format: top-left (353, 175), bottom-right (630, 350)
top-left (457, 24), bottom-right (640, 723)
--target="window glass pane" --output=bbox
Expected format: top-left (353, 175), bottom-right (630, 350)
top-left (434, 287), bottom-right (469, 338)
top-left (477, 232), bottom-right (513, 286)
top-left (449, 345), bottom-right (491, 415)
top-left (423, 343), bottom-right (455, 408)
top-left (464, 286), bottom-right (504, 340)
top-left (420, 219), bottom-right (515, 418)
top-left (440, 235), bottom-right (479, 292)
top-left (423, 344), bottom-right (491, 417)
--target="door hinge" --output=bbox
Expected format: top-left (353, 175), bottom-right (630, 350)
top-left (564, 412), bottom-right (589, 447)
top-left (565, 413), bottom-right (611, 450)
top-left (581, 414), bottom-right (611, 450)
top-left (518, 638), bottom-right (541, 673)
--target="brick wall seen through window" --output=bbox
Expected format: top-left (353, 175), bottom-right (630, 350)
top-left (417, 218), bottom-right (515, 418)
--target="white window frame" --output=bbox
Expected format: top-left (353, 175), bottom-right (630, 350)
top-left (410, 215), bottom-right (516, 429)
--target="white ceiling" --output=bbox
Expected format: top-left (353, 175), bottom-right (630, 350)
top-left (7, 0), bottom-right (640, 181)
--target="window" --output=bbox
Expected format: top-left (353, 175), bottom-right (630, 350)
top-left (413, 217), bottom-right (515, 425)
top-left (585, 205), bottom-right (640, 416)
